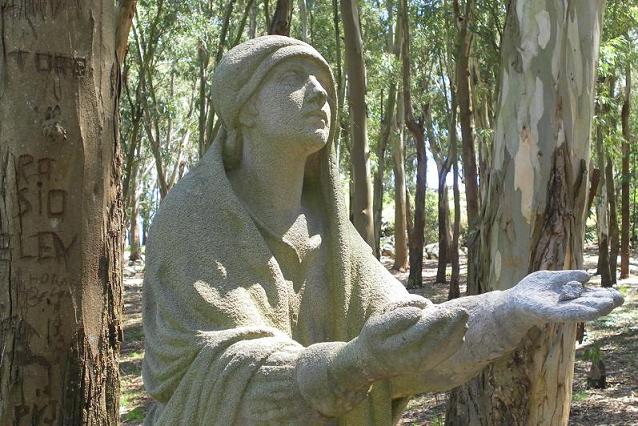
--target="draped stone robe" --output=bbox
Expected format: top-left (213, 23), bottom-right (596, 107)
top-left (142, 140), bottom-right (420, 425)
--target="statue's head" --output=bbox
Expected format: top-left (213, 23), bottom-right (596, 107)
top-left (211, 36), bottom-right (337, 168)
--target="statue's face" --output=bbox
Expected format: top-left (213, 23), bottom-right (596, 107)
top-left (249, 57), bottom-right (332, 153)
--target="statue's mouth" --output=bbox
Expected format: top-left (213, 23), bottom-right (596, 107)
top-left (305, 110), bottom-right (328, 125)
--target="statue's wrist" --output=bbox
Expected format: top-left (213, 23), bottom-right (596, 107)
top-left (330, 337), bottom-right (379, 390)
top-left (296, 342), bottom-right (371, 417)
top-left (496, 289), bottom-right (538, 342)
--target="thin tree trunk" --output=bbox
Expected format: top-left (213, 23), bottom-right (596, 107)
top-left (374, 86), bottom-right (397, 258)
top-left (596, 115), bottom-right (612, 286)
top-left (392, 89), bottom-right (409, 271)
top-left (197, 41), bottom-right (209, 158)
top-left (269, 0), bottom-right (294, 36)
top-left (586, 167), bottom-right (601, 216)
top-left (341, 0), bottom-right (375, 247)
top-left (129, 164), bottom-right (141, 262)
top-left (435, 163), bottom-right (451, 284)
top-left (399, 0), bottom-right (427, 288)
top-left (0, 2), bottom-right (134, 423)
top-left (452, 0), bottom-right (481, 296)
top-left (449, 89), bottom-right (461, 300)
top-left (249, 0), bottom-right (259, 38)
top-left (446, 2), bottom-right (605, 424)
top-left (298, 0), bottom-right (309, 42)
top-left (621, 65), bottom-right (631, 278)
top-left (606, 155), bottom-right (619, 285)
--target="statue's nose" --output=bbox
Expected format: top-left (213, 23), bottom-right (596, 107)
top-left (306, 75), bottom-right (328, 104)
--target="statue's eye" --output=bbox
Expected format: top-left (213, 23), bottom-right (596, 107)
top-left (280, 70), bottom-right (302, 84)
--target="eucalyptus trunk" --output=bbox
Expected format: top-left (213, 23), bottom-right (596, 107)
top-left (620, 65), bottom-right (631, 279)
top-left (392, 89), bottom-right (409, 271)
top-left (453, 0), bottom-right (481, 295)
top-left (605, 156), bottom-right (619, 285)
top-left (0, 1), bottom-right (135, 423)
top-left (341, 0), bottom-right (375, 247)
top-left (374, 85), bottom-right (397, 258)
top-left (446, 2), bottom-right (605, 424)
top-left (595, 110), bottom-right (612, 286)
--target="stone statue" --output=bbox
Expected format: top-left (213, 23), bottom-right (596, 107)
top-left (142, 36), bottom-right (623, 425)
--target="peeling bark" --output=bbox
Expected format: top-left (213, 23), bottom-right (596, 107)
top-left (446, 1), bottom-right (605, 424)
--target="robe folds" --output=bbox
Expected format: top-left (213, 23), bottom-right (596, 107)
top-left (142, 139), bottom-right (420, 425)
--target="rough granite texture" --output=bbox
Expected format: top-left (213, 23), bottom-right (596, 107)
top-left (142, 36), bottom-right (624, 426)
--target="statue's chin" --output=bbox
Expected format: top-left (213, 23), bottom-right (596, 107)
top-left (302, 128), bottom-right (330, 151)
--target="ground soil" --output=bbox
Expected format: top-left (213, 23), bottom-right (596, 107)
top-left (119, 250), bottom-right (638, 425)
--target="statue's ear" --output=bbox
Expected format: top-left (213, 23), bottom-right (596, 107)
top-left (238, 102), bottom-right (258, 128)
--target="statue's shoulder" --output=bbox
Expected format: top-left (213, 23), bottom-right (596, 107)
top-left (149, 159), bottom-right (229, 245)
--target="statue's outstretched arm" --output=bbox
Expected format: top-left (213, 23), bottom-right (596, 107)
top-left (390, 270), bottom-right (624, 397)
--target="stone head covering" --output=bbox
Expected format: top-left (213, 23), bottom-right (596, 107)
top-left (211, 35), bottom-right (337, 133)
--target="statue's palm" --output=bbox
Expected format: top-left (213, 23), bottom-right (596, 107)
top-left (509, 270), bottom-right (624, 323)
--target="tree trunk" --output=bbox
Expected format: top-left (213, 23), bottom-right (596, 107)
top-left (436, 166), bottom-right (451, 284)
top-left (606, 156), bottom-right (619, 285)
top-left (586, 167), bottom-right (601, 216)
top-left (269, 0), bottom-right (293, 36)
top-left (392, 88), bottom-right (409, 271)
top-left (446, 2), bottom-right (605, 425)
top-left (452, 0), bottom-right (481, 296)
top-left (298, 0), bottom-right (309, 42)
top-left (0, 1), bottom-right (133, 423)
top-left (399, 0), bottom-right (427, 288)
top-left (596, 106), bottom-right (612, 286)
top-left (340, 0), bottom-right (375, 247)
top-left (449, 89), bottom-right (461, 300)
top-left (249, 0), bottom-right (258, 38)
top-left (620, 65), bottom-right (631, 278)
top-left (129, 163), bottom-right (141, 263)
top-left (374, 86), bottom-right (396, 258)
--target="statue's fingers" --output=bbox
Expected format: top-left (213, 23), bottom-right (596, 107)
top-left (580, 287), bottom-right (625, 307)
top-left (549, 270), bottom-right (590, 286)
top-left (544, 296), bottom-right (616, 322)
top-left (382, 295), bottom-right (432, 314)
top-left (371, 306), bottom-right (423, 338)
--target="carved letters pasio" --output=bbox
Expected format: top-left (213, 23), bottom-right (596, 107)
top-left (12, 154), bottom-right (76, 266)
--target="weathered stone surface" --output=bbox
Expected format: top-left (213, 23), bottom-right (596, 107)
top-left (142, 35), bottom-right (624, 425)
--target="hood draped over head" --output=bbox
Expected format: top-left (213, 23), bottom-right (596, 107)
top-left (210, 35), bottom-right (338, 170)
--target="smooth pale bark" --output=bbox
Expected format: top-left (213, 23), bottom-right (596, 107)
top-left (340, 0), bottom-right (375, 247)
top-left (621, 65), bottom-right (631, 278)
top-left (298, 0), bottom-right (309, 42)
top-left (446, 2), bottom-right (605, 425)
top-left (0, 1), bottom-right (133, 423)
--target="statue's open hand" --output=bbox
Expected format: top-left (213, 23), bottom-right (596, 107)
top-left (354, 304), bottom-right (468, 379)
top-left (509, 270), bottom-right (624, 323)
